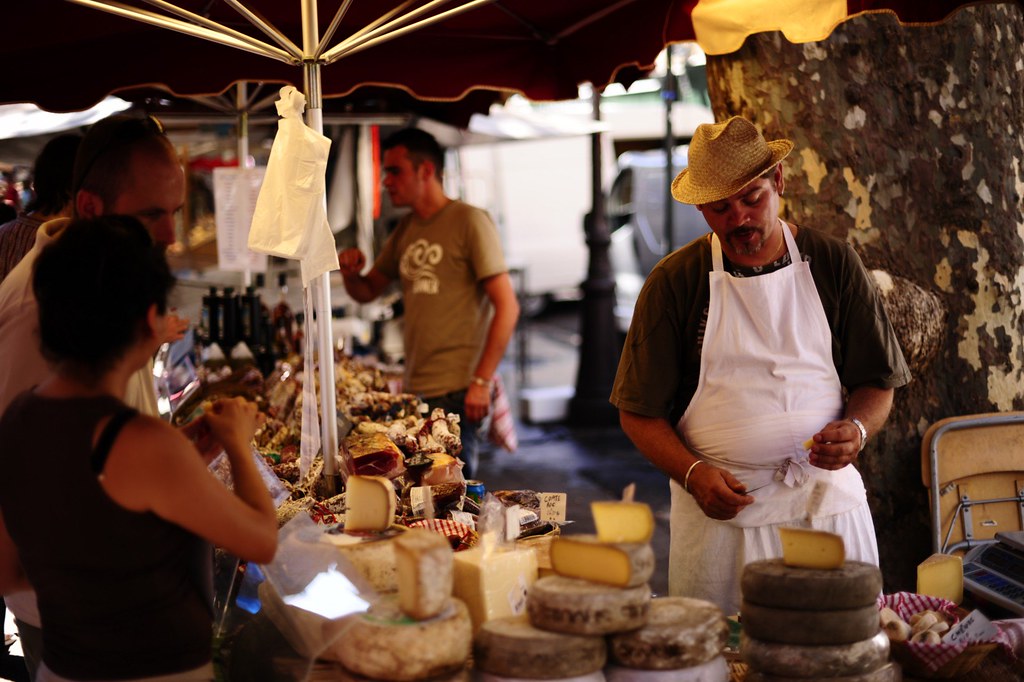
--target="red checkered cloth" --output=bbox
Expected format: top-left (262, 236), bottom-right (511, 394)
top-left (488, 373), bottom-right (518, 453)
top-left (407, 518), bottom-right (476, 551)
top-left (879, 592), bottom-right (1015, 672)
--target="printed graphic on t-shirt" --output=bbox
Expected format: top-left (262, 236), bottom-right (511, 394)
top-left (400, 238), bottom-right (443, 294)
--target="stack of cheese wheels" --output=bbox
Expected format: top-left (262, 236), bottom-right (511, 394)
top-left (605, 597), bottom-right (730, 682)
top-left (323, 528), bottom-right (473, 681)
top-left (740, 528), bottom-right (898, 682)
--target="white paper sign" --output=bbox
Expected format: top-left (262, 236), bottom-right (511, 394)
top-left (943, 609), bottom-right (999, 645)
top-left (213, 166), bottom-right (268, 273)
top-left (539, 493), bottom-right (567, 523)
top-left (505, 504), bottom-right (521, 542)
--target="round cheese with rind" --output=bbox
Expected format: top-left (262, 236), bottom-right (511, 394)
top-left (608, 597), bottom-right (727, 670)
top-left (605, 655), bottom-right (729, 682)
top-left (739, 601), bottom-right (880, 646)
top-left (323, 596), bottom-right (472, 681)
top-left (478, 673), bottom-right (605, 682)
top-left (740, 631), bottom-right (890, 677)
top-left (528, 576), bottom-right (650, 635)
top-left (474, 616), bottom-right (606, 678)
top-left (550, 535), bottom-right (655, 588)
top-left (741, 560), bottom-right (882, 610)
top-left (742, 661), bottom-right (901, 682)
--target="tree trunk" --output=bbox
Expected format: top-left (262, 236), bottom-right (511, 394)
top-left (704, 3), bottom-right (1024, 591)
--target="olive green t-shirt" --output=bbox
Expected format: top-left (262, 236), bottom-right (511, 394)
top-left (375, 200), bottom-right (507, 397)
top-left (610, 226), bottom-right (912, 422)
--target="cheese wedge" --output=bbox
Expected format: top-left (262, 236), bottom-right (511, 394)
top-left (591, 500), bottom-right (655, 543)
top-left (917, 553), bottom-right (963, 605)
top-left (777, 527), bottom-right (845, 569)
top-left (453, 546), bottom-right (538, 632)
top-left (395, 528), bottom-right (454, 620)
top-left (549, 535), bottom-right (654, 588)
top-left (803, 437), bottom-right (815, 450)
top-left (345, 475), bottom-right (397, 532)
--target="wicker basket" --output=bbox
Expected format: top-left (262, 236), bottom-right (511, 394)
top-left (890, 639), bottom-right (998, 678)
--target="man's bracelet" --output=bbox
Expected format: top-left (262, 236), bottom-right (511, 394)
top-left (683, 460), bottom-right (704, 493)
top-left (850, 417), bottom-right (868, 453)
top-left (471, 376), bottom-right (493, 389)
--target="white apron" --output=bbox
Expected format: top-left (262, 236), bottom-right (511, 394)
top-left (669, 222), bottom-right (878, 613)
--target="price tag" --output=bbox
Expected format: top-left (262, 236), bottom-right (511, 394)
top-left (505, 504), bottom-right (521, 541)
top-left (508, 575), bottom-right (529, 615)
top-left (943, 609), bottom-right (999, 645)
top-left (539, 493), bottom-right (567, 523)
top-left (451, 510), bottom-right (476, 530)
top-left (410, 486), bottom-right (428, 516)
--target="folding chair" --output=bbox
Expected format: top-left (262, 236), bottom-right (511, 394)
top-left (921, 412), bottom-right (1024, 555)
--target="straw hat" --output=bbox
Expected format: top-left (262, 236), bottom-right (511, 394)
top-left (671, 116), bottom-right (793, 205)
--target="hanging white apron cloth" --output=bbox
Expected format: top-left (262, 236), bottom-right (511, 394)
top-left (669, 222), bottom-right (878, 613)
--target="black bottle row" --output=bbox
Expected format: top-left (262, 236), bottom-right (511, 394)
top-left (198, 272), bottom-right (299, 374)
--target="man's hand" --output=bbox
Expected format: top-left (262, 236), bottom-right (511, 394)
top-left (687, 464), bottom-right (755, 520)
top-left (807, 419), bottom-right (862, 470)
top-left (338, 248), bottom-right (367, 277)
top-left (464, 382), bottom-right (491, 422)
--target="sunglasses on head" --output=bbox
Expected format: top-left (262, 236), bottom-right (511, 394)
top-left (73, 115), bottom-right (166, 193)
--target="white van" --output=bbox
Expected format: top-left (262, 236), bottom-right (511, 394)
top-left (607, 146), bottom-right (710, 333)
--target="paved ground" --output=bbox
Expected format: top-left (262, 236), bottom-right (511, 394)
top-left (481, 300), bottom-right (672, 596)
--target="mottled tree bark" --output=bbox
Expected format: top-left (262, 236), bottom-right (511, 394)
top-left (704, 3), bottom-right (1024, 590)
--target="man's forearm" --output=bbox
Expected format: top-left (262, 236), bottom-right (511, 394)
top-left (845, 386), bottom-right (895, 442)
top-left (341, 273), bottom-right (378, 303)
top-left (619, 410), bottom-right (699, 486)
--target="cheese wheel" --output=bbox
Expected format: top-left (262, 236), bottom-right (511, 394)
top-left (474, 616), bottom-right (606, 678)
top-left (395, 528), bottom-right (454, 620)
top-left (478, 673), bottom-right (605, 682)
top-left (323, 596), bottom-right (472, 681)
top-left (741, 559), bottom-right (882, 610)
top-left (331, 663), bottom-right (470, 682)
top-left (608, 597), bottom-right (727, 670)
top-left (345, 475), bottom-right (398, 531)
top-left (739, 601), bottom-right (880, 645)
top-left (743, 661), bottom-right (901, 682)
top-left (604, 655), bottom-right (729, 682)
top-left (528, 576), bottom-right (650, 635)
top-left (550, 535), bottom-right (655, 588)
top-left (740, 631), bottom-right (890, 678)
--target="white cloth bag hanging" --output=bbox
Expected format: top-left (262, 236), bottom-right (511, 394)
top-left (248, 85), bottom-right (339, 285)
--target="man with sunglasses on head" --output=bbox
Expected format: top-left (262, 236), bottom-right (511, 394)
top-left (0, 115), bottom-right (187, 680)
top-left (611, 116), bottom-right (911, 616)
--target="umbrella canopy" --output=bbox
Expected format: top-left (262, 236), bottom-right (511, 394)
top-left (2, 1), bottom-right (1015, 114)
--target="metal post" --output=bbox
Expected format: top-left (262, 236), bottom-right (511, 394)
top-left (301, 0), bottom-right (340, 494)
top-left (569, 88), bottom-right (620, 426)
top-left (662, 44), bottom-right (677, 256)
top-left (237, 82), bottom-right (252, 289)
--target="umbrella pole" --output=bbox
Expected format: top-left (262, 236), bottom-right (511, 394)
top-left (302, 0), bottom-right (340, 495)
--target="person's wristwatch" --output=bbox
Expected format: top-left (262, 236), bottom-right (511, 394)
top-left (850, 417), bottom-right (868, 452)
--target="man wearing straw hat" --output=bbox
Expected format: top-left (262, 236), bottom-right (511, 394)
top-left (610, 116), bottom-right (910, 614)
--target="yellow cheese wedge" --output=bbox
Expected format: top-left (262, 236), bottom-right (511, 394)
top-left (345, 475), bottom-right (397, 532)
top-left (549, 535), bottom-right (655, 588)
top-left (590, 500), bottom-right (655, 543)
top-left (453, 546), bottom-right (538, 632)
top-left (917, 553), bottom-right (963, 605)
top-left (803, 437), bottom-right (815, 450)
top-left (777, 526), bottom-right (845, 569)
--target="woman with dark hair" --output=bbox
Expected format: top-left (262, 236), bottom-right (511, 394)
top-left (0, 216), bottom-right (277, 682)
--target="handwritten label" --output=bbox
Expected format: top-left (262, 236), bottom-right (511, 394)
top-left (540, 492), bottom-right (567, 523)
top-left (943, 609), bottom-right (998, 645)
top-left (505, 504), bottom-right (521, 541)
